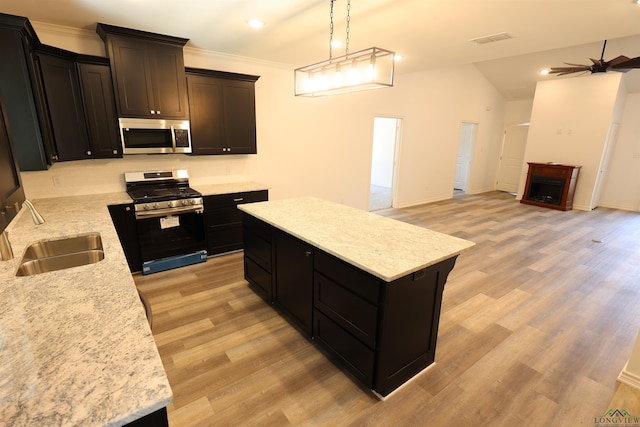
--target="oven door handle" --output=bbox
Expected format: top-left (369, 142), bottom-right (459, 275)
top-left (135, 206), bottom-right (203, 219)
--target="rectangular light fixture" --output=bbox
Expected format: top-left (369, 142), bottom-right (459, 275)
top-left (294, 47), bottom-right (395, 97)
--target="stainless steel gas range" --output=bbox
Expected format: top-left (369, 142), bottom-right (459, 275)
top-left (125, 169), bottom-right (207, 274)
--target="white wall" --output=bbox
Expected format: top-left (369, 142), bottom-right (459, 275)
top-left (599, 93), bottom-right (640, 211)
top-left (22, 23), bottom-right (507, 210)
top-left (516, 73), bottom-right (624, 210)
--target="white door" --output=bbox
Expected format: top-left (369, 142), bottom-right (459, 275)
top-left (496, 125), bottom-right (528, 193)
top-left (454, 123), bottom-right (476, 192)
top-left (591, 122), bottom-right (619, 209)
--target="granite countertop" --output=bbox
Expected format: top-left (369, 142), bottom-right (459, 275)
top-left (193, 181), bottom-right (269, 196)
top-left (239, 197), bottom-right (475, 282)
top-left (0, 193), bottom-right (172, 426)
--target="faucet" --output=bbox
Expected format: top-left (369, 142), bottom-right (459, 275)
top-left (0, 230), bottom-right (12, 261)
top-left (23, 200), bottom-right (45, 225)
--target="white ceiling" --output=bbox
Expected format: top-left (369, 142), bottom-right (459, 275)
top-left (2, 0), bottom-right (640, 100)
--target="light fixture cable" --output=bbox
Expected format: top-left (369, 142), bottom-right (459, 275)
top-left (345, 0), bottom-right (350, 57)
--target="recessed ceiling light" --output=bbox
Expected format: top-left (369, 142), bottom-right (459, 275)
top-left (394, 54), bottom-right (402, 61)
top-left (330, 40), bottom-right (343, 48)
top-left (539, 68), bottom-right (550, 75)
top-left (248, 19), bottom-right (264, 29)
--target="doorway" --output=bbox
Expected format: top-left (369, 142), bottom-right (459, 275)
top-left (369, 117), bottom-right (401, 211)
top-left (454, 122), bottom-right (477, 193)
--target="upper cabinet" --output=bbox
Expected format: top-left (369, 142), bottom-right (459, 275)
top-left (76, 58), bottom-right (121, 158)
top-left (0, 13), bottom-right (55, 171)
top-left (37, 47), bottom-right (92, 161)
top-left (0, 88), bottom-right (26, 232)
top-left (97, 23), bottom-right (189, 120)
top-left (186, 68), bottom-right (259, 155)
top-left (36, 46), bottom-right (122, 161)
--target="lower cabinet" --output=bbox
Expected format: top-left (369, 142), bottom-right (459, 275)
top-left (125, 407), bottom-right (168, 427)
top-left (274, 231), bottom-right (313, 335)
top-left (108, 203), bottom-right (141, 273)
top-left (204, 190), bottom-right (267, 256)
top-left (242, 214), bottom-right (459, 396)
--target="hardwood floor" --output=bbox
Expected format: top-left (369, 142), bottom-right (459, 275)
top-left (134, 191), bottom-right (640, 426)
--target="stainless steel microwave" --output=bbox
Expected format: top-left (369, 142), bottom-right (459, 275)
top-left (119, 118), bottom-right (192, 154)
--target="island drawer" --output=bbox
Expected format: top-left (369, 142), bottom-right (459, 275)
top-left (242, 214), bottom-right (272, 271)
top-left (313, 309), bottom-right (374, 388)
top-left (314, 272), bottom-right (378, 348)
top-left (245, 256), bottom-right (272, 299)
top-left (314, 251), bottom-right (380, 304)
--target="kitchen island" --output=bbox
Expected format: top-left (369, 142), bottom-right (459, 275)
top-left (0, 194), bottom-right (172, 426)
top-left (239, 197), bottom-right (475, 396)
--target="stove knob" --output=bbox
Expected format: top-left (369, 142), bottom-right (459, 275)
top-left (153, 203), bottom-right (159, 209)
top-left (167, 201), bottom-right (174, 208)
top-left (191, 199), bottom-right (197, 205)
top-left (182, 199), bottom-right (188, 206)
top-left (143, 204), bottom-right (150, 210)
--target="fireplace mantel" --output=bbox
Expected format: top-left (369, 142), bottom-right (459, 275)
top-left (521, 163), bottom-right (581, 211)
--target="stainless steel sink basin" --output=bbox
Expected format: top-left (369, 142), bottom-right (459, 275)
top-left (16, 233), bottom-right (104, 276)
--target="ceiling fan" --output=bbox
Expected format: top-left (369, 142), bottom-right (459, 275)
top-left (549, 40), bottom-right (640, 76)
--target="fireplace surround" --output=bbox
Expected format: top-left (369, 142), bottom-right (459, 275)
top-left (521, 163), bottom-right (581, 211)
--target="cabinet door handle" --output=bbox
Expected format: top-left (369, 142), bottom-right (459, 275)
top-left (157, 111), bottom-right (161, 114)
top-left (113, 150), bottom-right (118, 155)
top-left (150, 110), bottom-right (156, 115)
top-left (86, 150), bottom-right (92, 156)
top-left (233, 198), bottom-right (244, 202)
top-left (305, 250), bottom-right (312, 257)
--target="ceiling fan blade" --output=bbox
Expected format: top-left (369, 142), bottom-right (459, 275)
top-left (606, 55), bottom-right (631, 67)
top-left (549, 69), bottom-right (590, 75)
top-left (610, 56), bottom-right (640, 69)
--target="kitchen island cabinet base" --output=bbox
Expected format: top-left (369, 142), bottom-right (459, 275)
top-left (242, 213), bottom-right (459, 397)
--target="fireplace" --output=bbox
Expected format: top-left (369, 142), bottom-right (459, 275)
top-left (521, 163), bottom-right (581, 211)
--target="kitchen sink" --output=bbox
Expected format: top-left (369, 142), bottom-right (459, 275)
top-left (16, 233), bottom-right (104, 276)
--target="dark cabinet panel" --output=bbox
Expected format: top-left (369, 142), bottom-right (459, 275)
top-left (187, 75), bottom-right (224, 154)
top-left (313, 309), bottom-right (375, 387)
top-left (77, 62), bottom-right (121, 158)
top-left (274, 231), bottom-right (313, 335)
top-left (374, 256), bottom-right (457, 396)
top-left (186, 69), bottom-right (258, 155)
top-left (38, 52), bottom-right (91, 161)
top-left (149, 44), bottom-right (188, 118)
top-left (0, 16), bottom-right (53, 171)
top-left (204, 190), bottom-right (268, 256)
top-left (242, 212), bottom-right (274, 300)
top-left (242, 213), bottom-right (459, 396)
top-left (108, 203), bottom-right (141, 272)
top-left (0, 88), bottom-right (25, 231)
top-left (97, 24), bottom-right (189, 120)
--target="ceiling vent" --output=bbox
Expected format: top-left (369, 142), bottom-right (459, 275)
top-left (469, 32), bottom-right (512, 45)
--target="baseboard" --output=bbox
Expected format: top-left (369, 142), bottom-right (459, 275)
top-left (618, 361), bottom-right (640, 391)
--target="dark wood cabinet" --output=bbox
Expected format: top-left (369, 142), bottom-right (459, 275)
top-left (242, 215), bottom-right (459, 396)
top-left (97, 24), bottom-right (189, 119)
top-left (521, 162), bottom-right (581, 211)
top-left (0, 88), bottom-right (26, 232)
top-left (0, 14), bottom-right (54, 171)
top-left (274, 231), bottom-right (314, 335)
top-left (77, 59), bottom-right (121, 158)
top-left (108, 203), bottom-right (141, 273)
top-left (204, 190), bottom-right (268, 255)
top-left (243, 213), bottom-right (274, 299)
top-left (37, 49), bottom-right (92, 161)
top-left (186, 68), bottom-right (259, 155)
top-left (37, 47), bottom-right (121, 161)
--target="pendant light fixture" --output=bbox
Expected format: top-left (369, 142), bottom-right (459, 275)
top-left (294, 0), bottom-right (395, 97)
